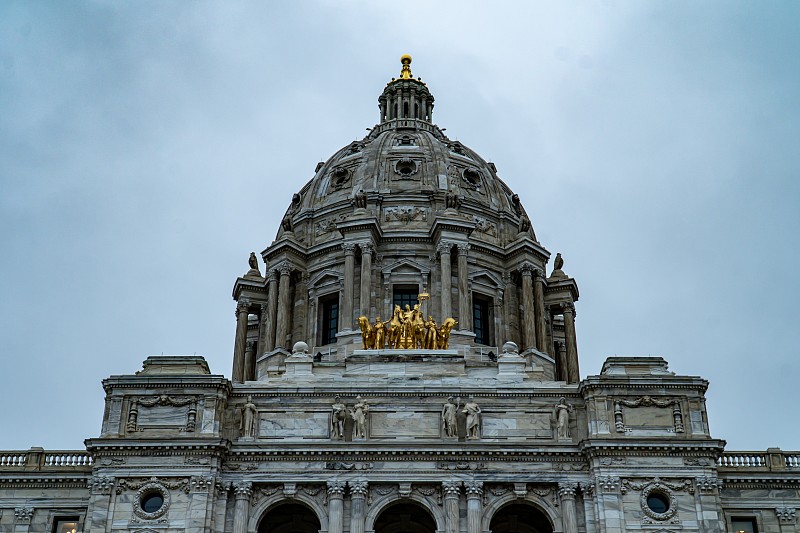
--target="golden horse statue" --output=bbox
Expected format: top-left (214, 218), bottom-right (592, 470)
top-left (437, 318), bottom-right (458, 350)
top-left (357, 316), bottom-right (375, 349)
top-left (387, 305), bottom-right (403, 349)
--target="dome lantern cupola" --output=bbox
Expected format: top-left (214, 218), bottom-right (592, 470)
top-left (378, 54), bottom-right (435, 124)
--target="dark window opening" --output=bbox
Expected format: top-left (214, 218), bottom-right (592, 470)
top-left (731, 517), bottom-right (758, 533)
top-left (53, 517), bottom-right (80, 533)
top-left (473, 295), bottom-right (491, 345)
top-left (393, 285), bottom-right (419, 311)
top-left (403, 101), bottom-right (409, 118)
top-left (415, 103), bottom-right (419, 118)
top-left (646, 493), bottom-right (670, 514)
top-left (393, 103), bottom-right (397, 119)
top-left (320, 295), bottom-right (339, 345)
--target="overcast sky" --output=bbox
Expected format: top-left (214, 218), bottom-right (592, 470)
top-left (1, 1), bottom-right (798, 451)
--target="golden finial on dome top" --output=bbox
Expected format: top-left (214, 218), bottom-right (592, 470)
top-left (399, 54), bottom-right (413, 79)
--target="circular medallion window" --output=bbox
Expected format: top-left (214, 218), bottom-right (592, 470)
top-left (133, 481), bottom-right (170, 520)
top-left (331, 167), bottom-right (350, 188)
top-left (640, 485), bottom-right (676, 522)
top-left (395, 158), bottom-right (418, 177)
top-left (462, 168), bottom-right (482, 187)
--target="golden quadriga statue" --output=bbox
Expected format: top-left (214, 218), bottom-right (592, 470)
top-left (358, 304), bottom-right (457, 350)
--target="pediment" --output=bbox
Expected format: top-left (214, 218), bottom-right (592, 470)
top-left (308, 269), bottom-right (343, 289)
top-left (381, 258), bottom-right (431, 276)
top-left (469, 269), bottom-right (504, 290)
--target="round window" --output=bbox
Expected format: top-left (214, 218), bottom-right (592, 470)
top-left (141, 492), bottom-right (164, 514)
top-left (462, 168), bottom-right (481, 186)
top-left (396, 159), bottom-right (417, 176)
top-left (646, 492), bottom-right (670, 514)
top-left (332, 168), bottom-right (349, 186)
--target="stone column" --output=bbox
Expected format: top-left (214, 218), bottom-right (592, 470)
top-left (264, 270), bottom-right (279, 353)
top-left (232, 481), bottom-right (252, 533)
top-left (465, 481), bottom-right (483, 533)
top-left (243, 340), bottom-right (256, 382)
top-left (327, 480), bottom-right (346, 533)
top-left (442, 480), bottom-right (461, 533)
top-left (421, 95), bottom-right (428, 120)
top-left (503, 272), bottom-right (516, 344)
top-left (561, 302), bottom-right (580, 383)
top-left (83, 476), bottom-right (115, 533)
top-left (359, 242), bottom-right (373, 319)
top-left (533, 268), bottom-right (548, 353)
top-left (349, 480), bottom-right (368, 533)
top-left (558, 483), bottom-right (579, 533)
top-left (438, 242), bottom-right (452, 319)
top-left (341, 243), bottom-right (357, 332)
top-left (555, 340), bottom-right (568, 382)
top-left (257, 303), bottom-right (269, 358)
top-left (275, 263), bottom-right (293, 349)
top-left (457, 243), bottom-right (471, 331)
top-left (232, 299), bottom-right (249, 383)
top-left (520, 263), bottom-right (536, 351)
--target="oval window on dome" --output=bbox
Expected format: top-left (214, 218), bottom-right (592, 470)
top-left (331, 168), bottom-right (350, 187)
top-left (395, 159), bottom-right (417, 177)
top-left (462, 168), bottom-right (481, 187)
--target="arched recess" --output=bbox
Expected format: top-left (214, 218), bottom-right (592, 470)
top-left (364, 493), bottom-right (445, 533)
top-left (481, 493), bottom-right (559, 533)
top-left (248, 494), bottom-right (328, 533)
top-left (372, 500), bottom-right (438, 533)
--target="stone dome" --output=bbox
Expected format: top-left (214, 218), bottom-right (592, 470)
top-left (234, 56), bottom-right (580, 385)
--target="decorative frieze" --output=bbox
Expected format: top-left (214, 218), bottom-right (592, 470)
top-left (325, 461), bottom-right (373, 471)
top-left (614, 396), bottom-right (684, 434)
top-left (437, 460), bottom-right (485, 471)
top-left (117, 476), bottom-right (190, 495)
top-left (384, 206), bottom-right (428, 223)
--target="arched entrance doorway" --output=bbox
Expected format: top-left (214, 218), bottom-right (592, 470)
top-left (374, 501), bottom-right (437, 533)
top-left (489, 503), bottom-right (553, 533)
top-left (257, 502), bottom-right (321, 533)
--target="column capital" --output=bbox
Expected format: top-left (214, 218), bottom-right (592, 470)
top-left (260, 302), bottom-right (269, 313)
top-left (246, 340), bottom-right (257, 351)
top-left (267, 268), bottom-right (279, 282)
top-left (558, 482), bottom-right (578, 498)
top-left (233, 480), bottom-right (253, 498)
top-left (327, 479), bottom-right (347, 496)
top-left (465, 480), bottom-right (483, 497)
top-left (776, 507), bottom-right (796, 523)
top-left (442, 480), bottom-right (462, 497)
top-left (357, 241), bottom-right (374, 255)
top-left (342, 242), bottom-right (358, 255)
top-left (560, 301), bottom-right (576, 316)
top-left (349, 480), bottom-right (369, 497)
top-left (436, 240), bottom-right (454, 255)
top-left (532, 267), bottom-right (545, 280)
top-left (456, 242), bottom-right (471, 254)
top-left (236, 299), bottom-right (250, 314)
top-left (277, 261), bottom-right (294, 276)
top-left (520, 261), bottom-right (535, 275)
top-left (14, 507), bottom-right (33, 524)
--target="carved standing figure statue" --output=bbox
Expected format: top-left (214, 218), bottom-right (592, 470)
top-left (372, 316), bottom-right (389, 349)
top-left (441, 396), bottom-right (459, 438)
top-left (357, 316), bottom-right (374, 349)
top-left (240, 396), bottom-right (257, 438)
top-left (411, 303), bottom-right (425, 348)
top-left (463, 395), bottom-right (481, 440)
top-left (423, 315), bottom-right (438, 350)
top-left (248, 252), bottom-right (259, 271)
top-left (331, 396), bottom-right (347, 439)
top-left (351, 396), bottom-right (369, 439)
top-left (554, 397), bottom-right (573, 440)
top-left (401, 304), bottom-right (414, 348)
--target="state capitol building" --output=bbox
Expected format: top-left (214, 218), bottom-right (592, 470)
top-left (1, 56), bottom-right (797, 533)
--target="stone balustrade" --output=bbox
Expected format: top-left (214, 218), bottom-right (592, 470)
top-left (0, 449), bottom-right (92, 470)
top-left (718, 449), bottom-right (800, 471)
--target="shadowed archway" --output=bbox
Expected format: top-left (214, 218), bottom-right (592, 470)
top-left (374, 501), bottom-right (437, 533)
top-left (489, 503), bottom-right (553, 533)
top-left (257, 502), bottom-right (321, 533)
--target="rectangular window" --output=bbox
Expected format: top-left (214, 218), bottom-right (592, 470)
top-left (393, 285), bottom-right (419, 311)
top-left (473, 295), bottom-right (491, 345)
top-left (53, 517), bottom-right (80, 533)
top-left (320, 295), bottom-right (339, 346)
top-left (731, 517), bottom-right (758, 533)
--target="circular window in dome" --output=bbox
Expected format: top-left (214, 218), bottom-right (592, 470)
top-left (640, 483), bottom-right (676, 522)
top-left (394, 158), bottom-right (418, 178)
top-left (330, 167), bottom-right (350, 189)
top-left (133, 481), bottom-right (170, 520)
top-left (462, 168), bottom-right (482, 188)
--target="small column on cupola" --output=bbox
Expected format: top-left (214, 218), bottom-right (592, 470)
top-left (546, 253), bottom-right (581, 383)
